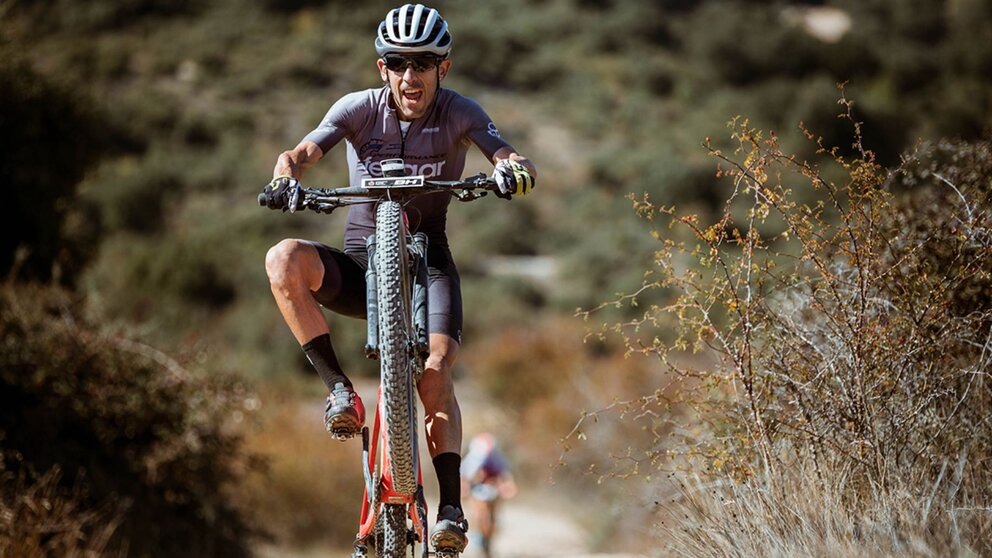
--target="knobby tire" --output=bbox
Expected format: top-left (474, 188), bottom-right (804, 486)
top-left (380, 503), bottom-right (408, 557)
top-left (374, 201), bottom-right (418, 557)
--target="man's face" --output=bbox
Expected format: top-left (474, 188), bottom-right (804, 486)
top-left (377, 54), bottom-right (451, 121)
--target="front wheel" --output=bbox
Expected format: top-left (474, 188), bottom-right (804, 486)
top-left (379, 503), bottom-right (409, 557)
top-left (374, 200), bottom-right (418, 495)
top-left (374, 201), bottom-right (419, 557)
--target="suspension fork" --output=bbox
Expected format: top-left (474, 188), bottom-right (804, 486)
top-left (365, 234), bottom-right (379, 360)
top-left (409, 232), bottom-right (430, 361)
top-left (367, 231), bottom-right (428, 361)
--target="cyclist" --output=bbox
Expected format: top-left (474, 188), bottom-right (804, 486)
top-left (461, 433), bottom-right (517, 558)
top-left (260, 4), bottom-right (536, 553)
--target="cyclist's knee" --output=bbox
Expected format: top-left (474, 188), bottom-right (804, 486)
top-left (419, 355), bottom-right (456, 410)
top-left (265, 239), bottom-right (322, 292)
top-left (425, 350), bottom-right (454, 377)
top-left (424, 334), bottom-right (459, 377)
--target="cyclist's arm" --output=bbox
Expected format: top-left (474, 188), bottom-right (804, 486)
top-left (454, 93), bottom-right (535, 178)
top-left (275, 90), bottom-right (371, 180)
top-left (493, 147), bottom-right (537, 178)
top-left (273, 140), bottom-right (324, 180)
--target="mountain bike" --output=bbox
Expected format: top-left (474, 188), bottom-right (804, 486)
top-left (259, 160), bottom-right (498, 558)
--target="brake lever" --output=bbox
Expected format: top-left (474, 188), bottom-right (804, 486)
top-left (451, 189), bottom-right (488, 202)
top-left (288, 184), bottom-right (301, 214)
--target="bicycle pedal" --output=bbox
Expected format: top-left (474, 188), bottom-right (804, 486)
top-left (329, 427), bottom-right (359, 440)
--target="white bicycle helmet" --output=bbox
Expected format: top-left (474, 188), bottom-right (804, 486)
top-left (375, 4), bottom-right (452, 57)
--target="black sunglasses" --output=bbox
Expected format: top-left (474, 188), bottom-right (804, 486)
top-left (382, 54), bottom-right (444, 73)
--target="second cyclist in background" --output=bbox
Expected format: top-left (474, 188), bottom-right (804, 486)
top-left (461, 434), bottom-right (518, 557)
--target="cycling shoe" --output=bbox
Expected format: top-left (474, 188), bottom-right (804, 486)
top-left (324, 383), bottom-right (365, 440)
top-left (430, 504), bottom-right (468, 554)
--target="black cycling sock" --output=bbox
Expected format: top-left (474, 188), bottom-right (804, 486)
top-left (302, 333), bottom-right (350, 391)
top-left (433, 452), bottom-right (462, 512)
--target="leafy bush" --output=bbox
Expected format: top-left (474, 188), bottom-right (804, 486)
top-left (12, 0), bottom-right (208, 32)
top-left (0, 53), bottom-right (108, 285)
top-left (0, 284), bottom-right (260, 557)
top-left (678, 3), bottom-right (822, 87)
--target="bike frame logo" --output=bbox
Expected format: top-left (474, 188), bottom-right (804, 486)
top-left (364, 159), bottom-right (447, 178)
top-left (363, 176), bottom-right (426, 188)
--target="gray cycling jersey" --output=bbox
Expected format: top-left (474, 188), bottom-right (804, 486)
top-left (303, 86), bottom-right (513, 253)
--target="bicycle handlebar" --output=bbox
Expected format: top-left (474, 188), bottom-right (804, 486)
top-left (258, 173), bottom-right (500, 213)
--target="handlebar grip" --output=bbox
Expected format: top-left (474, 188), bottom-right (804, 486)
top-left (257, 193), bottom-right (267, 206)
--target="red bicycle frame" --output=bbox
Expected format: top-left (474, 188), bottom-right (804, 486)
top-left (355, 382), bottom-right (429, 552)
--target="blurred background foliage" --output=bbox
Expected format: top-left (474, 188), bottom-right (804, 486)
top-left (2, 0), bottom-right (991, 554)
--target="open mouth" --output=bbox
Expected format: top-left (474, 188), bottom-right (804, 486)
top-left (402, 90), bottom-right (423, 103)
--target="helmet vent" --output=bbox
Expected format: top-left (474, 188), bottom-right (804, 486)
top-left (375, 3), bottom-right (452, 57)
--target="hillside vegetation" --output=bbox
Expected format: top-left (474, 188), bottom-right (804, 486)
top-left (3, 0), bottom-right (992, 555)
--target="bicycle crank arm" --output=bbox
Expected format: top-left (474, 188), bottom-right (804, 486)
top-left (350, 543), bottom-right (369, 558)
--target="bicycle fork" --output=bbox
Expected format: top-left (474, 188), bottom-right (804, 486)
top-left (353, 391), bottom-right (429, 552)
top-left (364, 232), bottom-right (430, 362)
top-left (408, 232), bottom-right (430, 363)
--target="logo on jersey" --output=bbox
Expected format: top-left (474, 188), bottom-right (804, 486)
top-left (359, 138), bottom-right (384, 158)
top-left (364, 158), bottom-right (447, 178)
top-left (422, 127), bottom-right (441, 134)
top-left (487, 122), bottom-right (500, 138)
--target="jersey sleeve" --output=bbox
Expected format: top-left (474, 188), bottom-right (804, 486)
top-left (454, 95), bottom-right (514, 162)
top-left (485, 450), bottom-right (509, 477)
top-left (302, 91), bottom-right (370, 154)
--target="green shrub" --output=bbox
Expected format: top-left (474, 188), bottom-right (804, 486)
top-left (12, 0), bottom-right (208, 32)
top-left (678, 3), bottom-right (822, 87)
top-left (0, 54), bottom-right (108, 285)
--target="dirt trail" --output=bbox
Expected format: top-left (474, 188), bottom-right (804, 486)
top-left (461, 498), bottom-right (646, 558)
top-left (452, 379), bottom-right (647, 558)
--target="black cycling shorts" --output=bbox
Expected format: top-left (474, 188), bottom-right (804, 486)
top-left (307, 241), bottom-right (463, 344)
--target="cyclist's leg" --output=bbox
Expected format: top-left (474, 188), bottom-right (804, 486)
top-left (483, 499), bottom-right (498, 557)
top-left (420, 247), bottom-right (469, 551)
top-left (308, 243), bottom-right (369, 319)
top-left (418, 245), bottom-right (464, 458)
top-left (469, 497), bottom-right (495, 557)
top-left (418, 246), bottom-right (462, 460)
top-left (266, 239), bottom-right (368, 436)
top-left (420, 333), bottom-right (462, 455)
top-left (265, 239), bottom-right (332, 344)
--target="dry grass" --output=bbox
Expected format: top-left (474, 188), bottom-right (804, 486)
top-left (0, 463), bottom-right (122, 558)
top-left (661, 460), bottom-right (990, 557)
